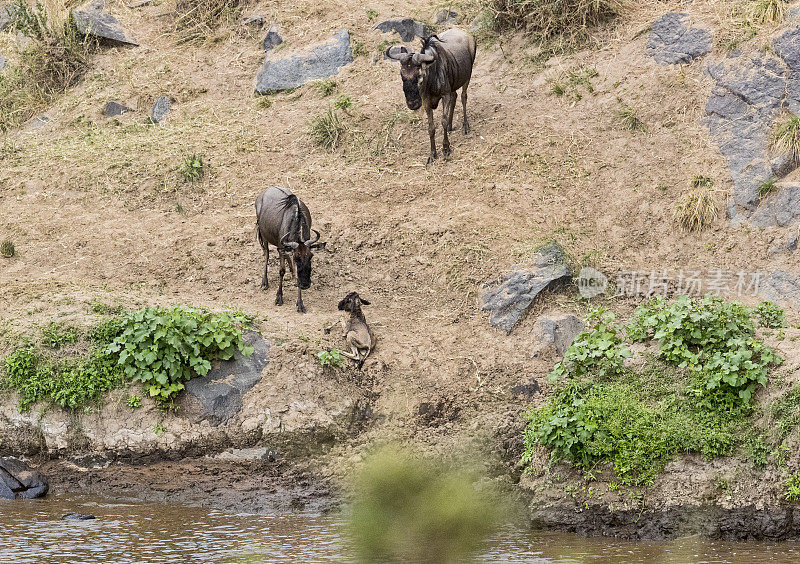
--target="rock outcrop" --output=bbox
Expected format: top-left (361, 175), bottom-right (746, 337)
top-left (647, 13), bottom-right (712, 65)
top-left (481, 243), bottom-right (572, 333)
top-left (150, 96), bottom-right (170, 123)
top-left (704, 26), bottom-right (800, 222)
top-left (255, 30), bottom-right (353, 93)
top-left (72, 0), bottom-right (138, 46)
top-left (0, 457), bottom-right (48, 499)
top-left (530, 313), bottom-right (585, 360)
top-left (183, 331), bottom-right (269, 425)
top-left (374, 18), bottom-right (433, 42)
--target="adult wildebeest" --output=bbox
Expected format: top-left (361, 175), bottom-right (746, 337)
top-left (386, 28), bottom-right (477, 164)
top-left (255, 186), bottom-right (323, 313)
top-left (335, 291), bottom-right (374, 370)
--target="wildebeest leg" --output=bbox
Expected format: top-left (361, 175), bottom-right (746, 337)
top-left (260, 245), bottom-right (269, 289)
top-left (288, 255), bottom-right (297, 279)
top-left (275, 252), bottom-right (285, 306)
top-left (441, 93), bottom-right (452, 159)
top-left (461, 80), bottom-right (471, 134)
top-left (447, 93), bottom-right (457, 132)
top-left (426, 107), bottom-right (437, 165)
top-left (296, 286), bottom-right (306, 314)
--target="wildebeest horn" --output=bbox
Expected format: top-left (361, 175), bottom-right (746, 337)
top-left (281, 232), bottom-right (299, 250)
top-left (305, 229), bottom-right (321, 246)
top-left (413, 52), bottom-right (435, 64)
top-left (386, 45), bottom-right (411, 62)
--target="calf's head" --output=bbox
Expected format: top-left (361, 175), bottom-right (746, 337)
top-left (281, 230), bottom-right (322, 290)
top-left (338, 291), bottom-right (371, 314)
top-left (386, 41), bottom-right (437, 111)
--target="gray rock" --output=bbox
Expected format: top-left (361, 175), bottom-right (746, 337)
top-left (214, 447), bottom-right (277, 461)
top-left (0, 457), bottom-right (48, 500)
top-left (481, 243), bottom-right (572, 333)
top-left (103, 101), bottom-right (132, 117)
top-left (531, 313), bottom-right (585, 359)
top-left (262, 24), bottom-right (282, 52)
top-left (72, 0), bottom-right (138, 46)
top-left (255, 29), bottom-right (353, 93)
top-left (184, 331), bottom-right (269, 425)
top-left (759, 270), bottom-right (800, 309)
top-left (0, 3), bottom-right (16, 32)
top-left (0, 53), bottom-right (5, 70)
top-left (749, 184), bottom-right (800, 227)
top-left (149, 96), bottom-right (170, 123)
top-left (647, 13), bottom-right (712, 65)
top-left (434, 9), bottom-right (459, 26)
top-left (61, 513), bottom-right (96, 521)
top-left (374, 18), bottom-right (433, 42)
top-left (769, 232), bottom-right (799, 254)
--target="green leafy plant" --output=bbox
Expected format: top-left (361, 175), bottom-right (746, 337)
top-left (754, 301), bottom-right (785, 328)
top-left (126, 394), bottom-right (142, 409)
top-left (40, 321), bottom-right (79, 349)
top-left (153, 423), bottom-right (167, 435)
top-left (318, 348), bottom-right (345, 369)
top-left (549, 308), bottom-right (631, 382)
top-left (743, 432), bottom-right (770, 468)
top-left (335, 94), bottom-right (352, 110)
top-left (0, 241), bottom-right (14, 258)
top-left (785, 473), bottom-right (800, 501)
top-left (179, 153), bottom-right (205, 183)
top-left (628, 295), bottom-right (778, 405)
top-left (309, 107), bottom-right (345, 149)
top-left (365, 7), bottom-right (378, 21)
top-left (106, 306), bottom-right (253, 405)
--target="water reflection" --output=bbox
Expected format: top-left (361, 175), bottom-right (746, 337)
top-left (2, 496), bottom-right (800, 563)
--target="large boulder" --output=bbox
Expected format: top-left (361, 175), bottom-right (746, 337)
top-left (255, 30), bottom-right (353, 93)
top-left (647, 13), bottom-right (712, 65)
top-left (530, 313), bottom-right (585, 360)
top-left (704, 26), bottom-right (800, 223)
top-left (481, 243), bottom-right (572, 333)
top-left (183, 331), bottom-right (270, 425)
top-left (760, 270), bottom-right (800, 309)
top-left (72, 0), bottom-right (138, 46)
top-left (374, 18), bottom-right (433, 42)
top-left (0, 457), bottom-right (49, 499)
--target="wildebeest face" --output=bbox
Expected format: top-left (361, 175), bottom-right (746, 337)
top-left (400, 61), bottom-right (423, 110)
top-left (338, 291), bottom-right (370, 312)
top-left (293, 245), bottom-right (313, 290)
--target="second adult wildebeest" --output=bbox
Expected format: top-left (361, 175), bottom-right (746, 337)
top-left (386, 28), bottom-right (476, 164)
top-left (255, 186), bottom-right (323, 313)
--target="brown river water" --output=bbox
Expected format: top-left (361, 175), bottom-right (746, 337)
top-left (3, 495), bottom-right (800, 563)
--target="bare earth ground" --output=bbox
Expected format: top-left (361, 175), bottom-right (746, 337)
top-left (2, 0), bottom-right (800, 533)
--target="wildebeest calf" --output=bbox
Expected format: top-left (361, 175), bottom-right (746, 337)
top-left (334, 292), bottom-right (374, 370)
top-left (386, 28), bottom-right (477, 164)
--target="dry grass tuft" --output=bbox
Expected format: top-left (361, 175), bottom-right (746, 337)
top-left (174, 0), bottom-right (243, 44)
top-left (772, 114), bottom-right (800, 163)
top-left (0, 0), bottom-right (94, 131)
top-left (673, 176), bottom-right (717, 231)
top-left (481, 0), bottom-right (625, 37)
top-left (748, 0), bottom-right (788, 24)
top-left (309, 107), bottom-right (345, 150)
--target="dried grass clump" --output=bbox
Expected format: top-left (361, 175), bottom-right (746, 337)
top-left (481, 0), bottom-right (625, 37)
top-left (174, 0), bottom-right (243, 44)
top-left (772, 114), bottom-right (800, 163)
top-left (748, 0), bottom-right (788, 25)
top-left (0, 241), bottom-right (15, 258)
top-left (617, 101), bottom-right (645, 131)
top-left (309, 107), bottom-right (345, 150)
top-left (0, 0), bottom-right (94, 131)
top-left (673, 176), bottom-right (717, 231)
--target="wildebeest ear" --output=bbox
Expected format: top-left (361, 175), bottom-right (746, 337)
top-left (337, 298), bottom-right (348, 311)
top-left (359, 298), bottom-right (371, 306)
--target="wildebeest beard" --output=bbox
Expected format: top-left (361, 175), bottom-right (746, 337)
top-left (402, 79), bottom-right (422, 110)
